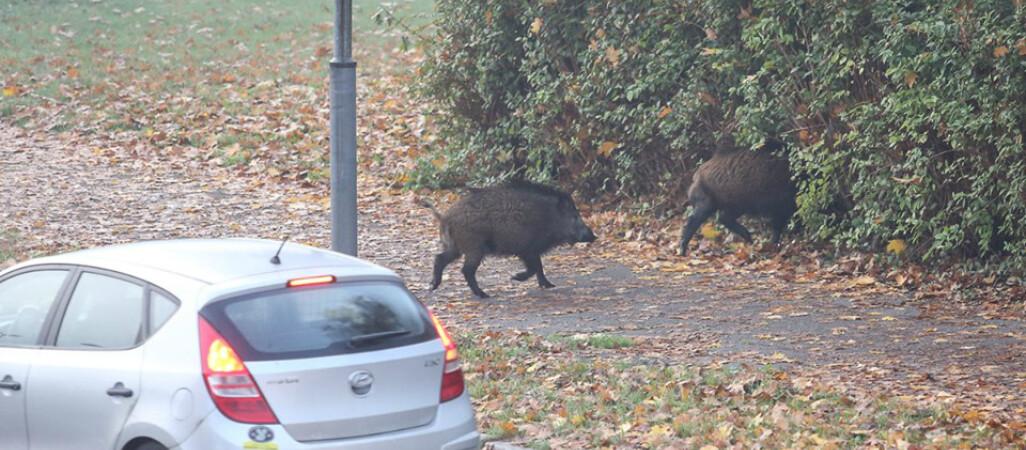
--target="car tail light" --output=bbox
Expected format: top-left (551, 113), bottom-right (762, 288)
top-left (198, 317), bottom-right (278, 424)
top-left (429, 311), bottom-right (465, 402)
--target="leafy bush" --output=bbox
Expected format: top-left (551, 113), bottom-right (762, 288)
top-left (416, 0), bottom-right (1026, 272)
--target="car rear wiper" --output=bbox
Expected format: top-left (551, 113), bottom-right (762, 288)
top-left (349, 329), bottom-right (411, 347)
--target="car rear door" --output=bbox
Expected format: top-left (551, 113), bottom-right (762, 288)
top-left (25, 270), bottom-right (148, 450)
top-left (0, 269), bottom-right (72, 450)
top-left (202, 280), bottom-right (446, 442)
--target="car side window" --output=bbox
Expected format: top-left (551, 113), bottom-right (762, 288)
top-left (55, 272), bottom-right (145, 349)
top-left (0, 270), bottom-right (69, 346)
top-left (150, 291), bottom-right (178, 333)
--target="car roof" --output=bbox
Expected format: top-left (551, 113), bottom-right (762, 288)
top-left (29, 238), bottom-right (394, 285)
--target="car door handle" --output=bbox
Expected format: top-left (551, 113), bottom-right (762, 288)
top-left (0, 375), bottom-right (21, 391)
top-left (106, 382), bottom-right (133, 398)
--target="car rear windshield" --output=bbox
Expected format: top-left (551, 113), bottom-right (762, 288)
top-left (200, 281), bottom-right (436, 361)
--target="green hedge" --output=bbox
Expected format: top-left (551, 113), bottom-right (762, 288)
top-left (416, 0), bottom-right (1026, 272)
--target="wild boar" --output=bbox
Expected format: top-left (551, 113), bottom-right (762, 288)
top-left (679, 147), bottom-right (796, 255)
top-left (421, 180), bottom-right (597, 298)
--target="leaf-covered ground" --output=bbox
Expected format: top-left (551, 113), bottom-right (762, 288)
top-left (2, 1), bottom-right (1024, 447)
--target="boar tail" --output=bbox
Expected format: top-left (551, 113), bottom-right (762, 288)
top-left (417, 198), bottom-right (444, 222)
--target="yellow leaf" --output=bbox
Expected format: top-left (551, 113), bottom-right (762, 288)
top-left (659, 263), bottom-right (690, 273)
top-left (855, 275), bottom-right (876, 286)
top-left (649, 425), bottom-right (671, 436)
top-left (431, 158), bottom-right (446, 169)
top-left (700, 222), bottom-right (720, 240)
top-left (605, 46), bottom-right (620, 65)
top-left (530, 17), bottom-right (542, 35)
top-left (657, 106), bottom-right (672, 118)
top-left (890, 176), bottom-right (921, 184)
top-left (596, 29), bottom-right (605, 38)
top-left (570, 415), bottom-right (585, 426)
top-left (67, 67), bottom-right (79, 78)
top-left (993, 45), bottom-right (1009, 57)
top-left (598, 141), bottom-right (617, 157)
top-left (2, 86), bottom-right (17, 97)
top-left (882, 316), bottom-right (897, 321)
top-left (222, 74), bottom-right (236, 83)
top-left (904, 71), bottom-right (916, 87)
top-left (886, 239), bottom-right (906, 255)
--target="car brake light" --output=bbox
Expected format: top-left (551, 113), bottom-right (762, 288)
top-left (429, 311), bottom-right (465, 402)
top-left (286, 275), bottom-right (336, 288)
top-left (198, 317), bottom-right (278, 424)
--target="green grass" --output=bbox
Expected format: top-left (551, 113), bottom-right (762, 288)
top-left (1, 0), bottom-right (433, 110)
top-left (0, 229), bottom-right (22, 262)
top-left (546, 333), bottom-right (636, 350)
top-left (457, 330), bottom-right (1023, 448)
top-left (1, 0), bottom-right (434, 178)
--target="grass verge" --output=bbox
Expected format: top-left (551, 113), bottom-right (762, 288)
top-left (458, 330), bottom-right (1025, 449)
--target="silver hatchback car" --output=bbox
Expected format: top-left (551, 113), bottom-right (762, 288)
top-left (0, 238), bottom-right (480, 450)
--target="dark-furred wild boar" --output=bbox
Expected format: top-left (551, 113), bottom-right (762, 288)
top-left (421, 180), bottom-right (597, 298)
top-left (679, 146), bottom-right (796, 255)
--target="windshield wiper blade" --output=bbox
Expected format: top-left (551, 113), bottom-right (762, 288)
top-left (349, 329), bottom-right (411, 346)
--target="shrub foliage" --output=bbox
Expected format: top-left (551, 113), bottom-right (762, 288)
top-left (417, 0), bottom-right (1026, 271)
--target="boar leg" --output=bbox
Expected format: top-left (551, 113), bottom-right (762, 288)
top-left (718, 212), bottom-right (753, 243)
top-left (679, 205), bottom-right (715, 255)
top-left (769, 212), bottom-right (789, 244)
top-left (461, 251), bottom-right (490, 298)
top-left (526, 255), bottom-right (555, 288)
top-left (512, 256), bottom-right (535, 282)
top-left (431, 249), bottom-right (460, 290)
top-left (510, 257), bottom-right (537, 282)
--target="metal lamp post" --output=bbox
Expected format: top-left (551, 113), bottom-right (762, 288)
top-left (329, 0), bottom-right (358, 255)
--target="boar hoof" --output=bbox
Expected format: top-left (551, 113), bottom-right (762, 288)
top-left (539, 280), bottom-right (556, 288)
top-left (512, 271), bottom-right (533, 282)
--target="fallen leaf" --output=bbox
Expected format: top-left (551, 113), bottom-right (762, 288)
top-left (887, 239), bottom-right (906, 255)
top-left (855, 275), bottom-right (876, 286)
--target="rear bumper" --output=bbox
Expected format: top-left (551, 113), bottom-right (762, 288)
top-left (175, 392), bottom-right (479, 450)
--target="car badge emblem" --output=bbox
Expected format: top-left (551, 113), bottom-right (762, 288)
top-left (349, 371), bottom-right (374, 396)
top-left (248, 425), bottom-right (274, 443)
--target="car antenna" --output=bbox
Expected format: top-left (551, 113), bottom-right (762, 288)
top-left (270, 237), bottom-right (289, 265)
